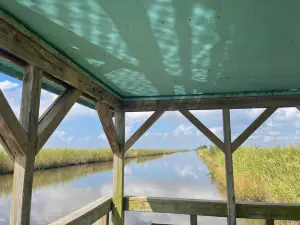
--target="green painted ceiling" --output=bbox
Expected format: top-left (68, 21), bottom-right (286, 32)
top-left (1, 0), bottom-right (300, 101)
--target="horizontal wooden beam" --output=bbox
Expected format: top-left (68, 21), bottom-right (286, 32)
top-left (96, 101), bottom-right (120, 153)
top-left (125, 110), bottom-right (165, 151)
top-left (180, 110), bottom-right (224, 151)
top-left (37, 87), bottom-right (82, 152)
top-left (0, 12), bottom-right (122, 109)
top-left (49, 196), bottom-right (112, 225)
top-left (232, 108), bottom-right (277, 152)
top-left (0, 89), bottom-right (28, 157)
top-left (124, 196), bottom-right (300, 220)
top-left (123, 95), bottom-right (300, 111)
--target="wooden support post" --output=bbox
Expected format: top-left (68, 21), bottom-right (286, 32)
top-left (222, 109), bottom-right (236, 225)
top-left (190, 215), bottom-right (197, 225)
top-left (10, 65), bottom-right (42, 225)
top-left (265, 219), bottom-right (274, 225)
top-left (112, 110), bottom-right (125, 225)
top-left (98, 214), bottom-right (109, 225)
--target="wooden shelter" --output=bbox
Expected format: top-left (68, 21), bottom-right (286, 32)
top-left (0, 1), bottom-right (300, 225)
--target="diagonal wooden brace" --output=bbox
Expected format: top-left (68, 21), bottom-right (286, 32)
top-left (0, 89), bottom-right (28, 157)
top-left (37, 87), bottom-right (82, 153)
top-left (180, 109), bottom-right (225, 152)
top-left (96, 101), bottom-right (120, 154)
top-left (231, 108), bottom-right (277, 152)
top-left (125, 110), bottom-right (165, 152)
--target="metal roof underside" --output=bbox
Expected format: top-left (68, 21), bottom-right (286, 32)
top-left (1, 0), bottom-right (300, 105)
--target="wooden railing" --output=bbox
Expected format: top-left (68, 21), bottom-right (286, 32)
top-left (49, 196), bottom-right (111, 225)
top-left (124, 196), bottom-right (300, 225)
top-left (49, 195), bottom-right (300, 225)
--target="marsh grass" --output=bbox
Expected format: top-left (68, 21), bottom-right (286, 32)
top-left (0, 148), bottom-right (184, 175)
top-left (198, 146), bottom-right (300, 225)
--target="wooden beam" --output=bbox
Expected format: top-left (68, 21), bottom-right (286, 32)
top-left (10, 65), bottom-right (42, 225)
top-left (180, 110), bottom-right (225, 151)
top-left (123, 95), bottom-right (300, 111)
top-left (125, 110), bottom-right (165, 151)
top-left (49, 196), bottom-right (112, 225)
top-left (0, 89), bottom-right (28, 157)
top-left (222, 109), bottom-right (236, 225)
top-left (112, 110), bottom-right (125, 225)
top-left (124, 196), bottom-right (300, 220)
top-left (96, 102), bottom-right (120, 153)
top-left (37, 87), bottom-right (82, 152)
top-left (190, 215), bottom-right (197, 225)
top-left (296, 106), bottom-right (300, 111)
top-left (265, 219), bottom-right (274, 225)
top-left (0, 13), bottom-right (122, 109)
top-left (232, 108), bottom-right (277, 152)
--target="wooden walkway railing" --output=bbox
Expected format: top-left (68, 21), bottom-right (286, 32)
top-left (49, 195), bottom-right (300, 225)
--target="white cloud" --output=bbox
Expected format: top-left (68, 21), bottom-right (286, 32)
top-left (268, 130), bottom-right (281, 136)
top-left (53, 130), bottom-right (74, 142)
top-left (173, 124), bottom-right (193, 136)
top-left (0, 80), bottom-right (19, 90)
top-left (98, 133), bottom-right (106, 139)
top-left (210, 126), bottom-right (223, 137)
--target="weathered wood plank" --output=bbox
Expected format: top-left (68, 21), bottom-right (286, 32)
top-left (180, 110), bottom-right (225, 152)
top-left (10, 65), bottom-right (42, 225)
top-left (125, 110), bottom-right (164, 151)
top-left (124, 196), bottom-right (300, 220)
top-left (0, 89), bottom-right (28, 156)
top-left (123, 95), bottom-right (300, 111)
top-left (0, 13), bottom-right (122, 109)
top-left (96, 101), bottom-right (120, 153)
top-left (49, 196), bottom-right (112, 225)
top-left (98, 214), bottom-right (109, 225)
top-left (112, 110), bottom-right (125, 225)
top-left (232, 108), bottom-right (276, 152)
top-left (222, 108), bottom-right (236, 225)
top-left (37, 87), bottom-right (82, 152)
top-left (265, 219), bottom-right (274, 225)
top-left (190, 215), bottom-right (197, 225)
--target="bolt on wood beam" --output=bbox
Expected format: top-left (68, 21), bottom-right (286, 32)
top-left (96, 101), bottom-right (120, 154)
top-left (222, 108), bottom-right (236, 225)
top-left (180, 109), bottom-right (225, 152)
top-left (125, 110), bottom-right (165, 152)
top-left (232, 108), bottom-right (277, 152)
top-left (0, 89), bottom-right (28, 157)
top-left (37, 87), bottom-right (82, 153)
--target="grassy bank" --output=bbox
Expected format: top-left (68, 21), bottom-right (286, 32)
top-left (0, 148), bottom-right (185, 175)
top-left (198, 146), bottom-right (300, 204)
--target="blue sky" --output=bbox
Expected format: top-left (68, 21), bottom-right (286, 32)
top-left (1, 72), bottom-right (300, 150)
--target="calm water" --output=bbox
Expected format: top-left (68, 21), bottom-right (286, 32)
top-left (0, 151), bottom-right (245, 225)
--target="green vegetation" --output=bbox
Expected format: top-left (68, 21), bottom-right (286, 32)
top-left (198, 146), bottom-right (300, 203)
top-left (0, 148), bottom-right (185, 175)
top-left (198, 146), bottom-right (300, 225)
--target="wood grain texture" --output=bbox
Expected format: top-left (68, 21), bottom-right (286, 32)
top-left (222, 109), bottom-right (236, 225)
top-left (125, 196), bottom-right (300, 220)
top-left (49, 196), bottom-right (112, 225)
top-left (0, 15), bottom-right (121, 109)
top-left (0, 89), bottom-right (28, 156)
top-left (96, 101), bottom-right (120, 153)
top-left (232, 108), bottom-right (277, 152)
top-left (125, 110), bottom-right (164, 151)
top-left (98, 214), bottom-right (109, 225)
top-left (112, 110), bottom-right (125, 225)
top-left (180, 110), bottom-right (225, 152)
top-left (37, 87), bottom-right (82, 152)
top-left (190, 215), bottom-right (197, 225)
top-left (10, 65), bottom-right (42, 225)
top-left (123, 95), bottom-right (300, 112)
